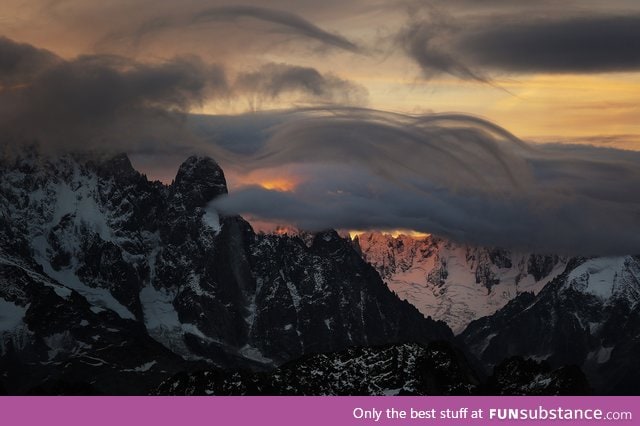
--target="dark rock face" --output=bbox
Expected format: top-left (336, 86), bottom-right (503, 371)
top-left (0, 257), bottom-right (191, 395)
top-left (156, 341), bottom-right (592, 396)
top-left (489, 249), bottom-right (512, 269)
top-left (484, 357), bottom-right (591, 396)
top-left (0, 151), bottom-right (453, 394)
top-left (461, 256), bottom-right (640, 395)
top-left (155, 342), bottom-right (482, 396)
top-left (171, 156), bottom-right (227, 210)
top-left (527, 255), bottom-right (562, 282)
top-left (247, 231), bottom-right (452, 363)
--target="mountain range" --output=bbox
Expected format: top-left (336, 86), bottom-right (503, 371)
top-left (0, 150), bottom-right (449, 394)
top-left (355, 232), bottom-right (640, 394)
top-left (0, 150), bottom-right (637, 395)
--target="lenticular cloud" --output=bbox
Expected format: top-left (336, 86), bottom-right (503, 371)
top-left (210, 107), bottom-right (640, 256)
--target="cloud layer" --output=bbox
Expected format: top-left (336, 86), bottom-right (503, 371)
top-left (0, 36), bottom-right (59, 86)
top-left (2, 1), bottom-right (640, 257)
top-left (234, 63), bottom-right (368, 107)
top-left (209, 108), bottom-right (640, 256)
top-left (399, 12), bottom-right (640, 81)
top-left (99, 4), bottom-right (361, 55)
top-left (0, 40), bottom-right (226, 152)
top-left (191, 6), bottom-right (361, 53)
top-left (459, 15), bottom-right (640, 74)
top-left (0, 37), bottom-right (365, 153)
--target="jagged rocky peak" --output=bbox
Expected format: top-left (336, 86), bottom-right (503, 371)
top-left (88, 152), bottom-right (139, 181)
top-left (171, 155), bottom-right (227, 208)
top-left (310, 229), bottom-right (346, 250)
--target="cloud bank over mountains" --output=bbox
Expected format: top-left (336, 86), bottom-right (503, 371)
top-left (2, 1), bottom-right (640, 255)
top-left (209, 108), bottom-right (640, 256)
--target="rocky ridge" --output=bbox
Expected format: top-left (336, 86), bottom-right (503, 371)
top-left (0, 150), bottom-right (451, 393)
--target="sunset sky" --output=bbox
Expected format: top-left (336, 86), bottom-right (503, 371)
top-left (2, 0), bottom-right (640, 254)
top-left (3, 0), bottom-right (639, 146)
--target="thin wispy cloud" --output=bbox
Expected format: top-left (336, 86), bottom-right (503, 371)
top-left (99, 4), bottom-right (362, 54)
top-left (234, 63), bottom-right (368, 107)
top-left (192, 6), bottom-right (361, 53)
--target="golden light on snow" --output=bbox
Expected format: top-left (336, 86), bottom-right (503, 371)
top-left (348, 230), bottom-right (431, 240)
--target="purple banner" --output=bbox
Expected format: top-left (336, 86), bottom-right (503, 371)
top-left (1, 396), bottom-right (636, 426)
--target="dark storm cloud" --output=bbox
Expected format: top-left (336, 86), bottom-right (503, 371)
top-left (0, 36), bottom-right (59, 85)
top-left (459, 15), bottom-right (640, 73)
top-left (0, 37), bottom-right (366, 154)
top-left (234, 63), bottom-right (368, 105)
top-left (208, 108), bottom-right (640, 256)
top-left (0, 37), bottom-right (228, 152)
top-left (399, 12), bottom-right (640, 80)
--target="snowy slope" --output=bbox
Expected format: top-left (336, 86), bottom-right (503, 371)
top-left (461, 255), bottom-right (640, 394)
top-left (564, 256), bottom-right (640, 301)
top-left (355, 232), bottom-right (566, 333)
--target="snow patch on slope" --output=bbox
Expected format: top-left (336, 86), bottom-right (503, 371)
top-left (20, 160), bottom-right (135, 320)
top-left (202, 208), bottom-right (221, 233)
top-left (0, 298), bottom-right (27, 332)
top-left (566, 257), bottom-right (629, 300)
top-left (123, 360), bottom-right (157, 372)
top-left (140, 284), bottom-right (191, 356)
top-left (36, 253), bottom-right (135, 320)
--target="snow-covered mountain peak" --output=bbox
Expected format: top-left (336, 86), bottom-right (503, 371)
top-left (563, 256), bottom-right (640, 303)
top-left (355, 231), bottom-right (566, 333)
top-left (355, 232), bottom-right (431, 279)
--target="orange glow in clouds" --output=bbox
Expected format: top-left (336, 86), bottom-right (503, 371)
top-left (229, 171), bottom-right (434, 239)
top-left (257, 178), bottom-right (297, 192)
top-left (229, 168), bottom-right (302, 193)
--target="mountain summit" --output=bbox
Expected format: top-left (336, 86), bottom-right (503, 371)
top-left (0, 151), bottom-right (452, 394)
